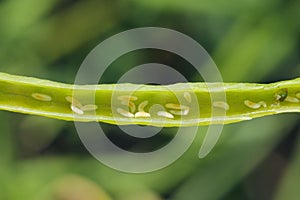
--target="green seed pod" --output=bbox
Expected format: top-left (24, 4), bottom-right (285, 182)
top-left (0, 72), bottom-right (300, 127)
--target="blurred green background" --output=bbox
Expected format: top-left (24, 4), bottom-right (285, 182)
top-left (0, 0), bottom-right (300, 199)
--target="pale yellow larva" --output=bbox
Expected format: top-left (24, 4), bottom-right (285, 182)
top-left (157, 111), bottom-right (174, 119)
top-left (116, 108), bottom-right (134, 118)
top-left (31, 93), bottom-right (52, 102)
top-left (212, 101), bottom-right (230, 110)
top-left (244, 100), bottom-right (261, 109)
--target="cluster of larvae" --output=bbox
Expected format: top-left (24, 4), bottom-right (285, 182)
top-left (31, 93), bottom-right (98, 115)
top-left (30, 89), bottom-right (300, 118)
top-left (243, 89), bottom-right (300, 109)
top-left (116, 92), bottom-right (192, 119)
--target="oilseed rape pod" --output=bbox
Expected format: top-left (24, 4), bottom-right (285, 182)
top-left (0, 72), bottom-right (299, 127)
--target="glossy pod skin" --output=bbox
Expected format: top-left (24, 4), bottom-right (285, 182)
top-left (0, 72), bottom-right (299, 127)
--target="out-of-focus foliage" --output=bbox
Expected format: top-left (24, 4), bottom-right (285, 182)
top-left (0, 0), bottom-right (299, 199)
top-left (275, 127), bottom-right (300, 200)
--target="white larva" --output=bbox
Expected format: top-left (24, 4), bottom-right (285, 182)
top-left (296, 92), bottom-right (300, 99)
top-left (116, 108), bottom-right (134, 118)
top-left (81, 104), bottom-right (98, 111)
top-left (165, 103), bottom-right (189, 110)
top-left (258, 101), bottom-right (267, 108)
top-left (121, 100), bottom-right (136, 113)
top-left (157, 111), bottom-right (174, 119)
top-left (271, 102), bottom-right (280, 107)
top-left (135, 111), bottom-right (151, 118)
top-left (70, 105), bottom-right (84, 115)
top-left (212, 101), bottom-right (230, 110)
top-left (170, 108), bottom-right (190, 116)
top-left (284, 96), bottom-right (299, 103)
top-left (244, 100), bottom-right (261, 109)
top-left (31, 93), bottom-right (52, 102)
top-left (128, 101), bottom-right (136, 113)
top-left (65, 96), bottom-right (83, 108)
top-left (117, 95), bottom-right (138, 101)
top-left (183, 92), bottom-right (192, 103)
top-left (138, 101), bottom-right (148, 112)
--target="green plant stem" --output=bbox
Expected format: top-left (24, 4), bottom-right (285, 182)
top-left (0, 72), bottom-right (299, 127)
